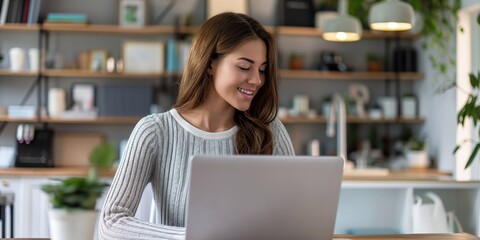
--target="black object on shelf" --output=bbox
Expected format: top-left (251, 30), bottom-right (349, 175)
top-left (393, 47), bottom-right (417, 72)
top-left (278, 0), bottom-right (315, 27)
top-left (317, 51), bottom-right (348, 72)
top-left (15, 129), bottom-right (54, 168)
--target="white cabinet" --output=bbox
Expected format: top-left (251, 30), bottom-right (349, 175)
top-left (336, 181), bottom-right (480, 236)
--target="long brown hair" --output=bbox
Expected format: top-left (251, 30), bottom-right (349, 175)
top-left (174, 12), bottom-right (278, 154)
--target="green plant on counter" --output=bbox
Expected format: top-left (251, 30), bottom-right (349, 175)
top-left (405, 137), bottom-right (426, 151)
top-left (455, 72), bottom-right (480, 169)
top-left (41, 143), bottom-right (116, 210)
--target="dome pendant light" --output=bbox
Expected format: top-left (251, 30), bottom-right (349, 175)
top-left (322, 0), bottom-right (362, 42)
top-left (369, 0), bottom-right (415, 31)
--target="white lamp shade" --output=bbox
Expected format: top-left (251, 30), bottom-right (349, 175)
top-left (369, 0), bottom-right (415, 31)
top-left (322, 15), bottom-right (362, 42)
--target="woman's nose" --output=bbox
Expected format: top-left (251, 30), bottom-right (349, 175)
top-left (249, 71), bottom-right (263, 86)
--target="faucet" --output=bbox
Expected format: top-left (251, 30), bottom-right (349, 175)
top-left (326, 93), bottom-right (347, 163)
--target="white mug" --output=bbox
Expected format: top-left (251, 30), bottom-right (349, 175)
top-left (9, 47), bottom-right (25, 71)
top-left (28, 48), bottom-right (39, 71)
top-left (48, 88), bottom-right (66, 117)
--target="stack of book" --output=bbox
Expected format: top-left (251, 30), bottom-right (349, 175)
top-left (0, 0), bottom-right (42, 24)
top-left (43, 13), bottom-right (88, 27)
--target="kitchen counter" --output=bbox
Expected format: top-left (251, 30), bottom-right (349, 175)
top-left (0, 233), bottom-right (478, 240)
top-left (0, 167), bottom-right (116, 177)
top-left (0, 167), bottom-right (461, 182)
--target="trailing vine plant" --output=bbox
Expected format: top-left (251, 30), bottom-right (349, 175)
top-left (409, 0), bottom-right (461, 92)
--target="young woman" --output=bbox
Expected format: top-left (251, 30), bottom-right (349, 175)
top-left (99, 12), bottom-right (295, 239)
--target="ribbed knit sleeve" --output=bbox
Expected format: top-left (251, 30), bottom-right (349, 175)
top-left (99, 115), bottom-right (186, 240)
top-left (271, 118), bottom-right (295, 155)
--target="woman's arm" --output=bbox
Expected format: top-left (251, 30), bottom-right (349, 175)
top-left (98, 115), bottom-right (185, 240)
top-left (271, 118), bottom-right (295, 155)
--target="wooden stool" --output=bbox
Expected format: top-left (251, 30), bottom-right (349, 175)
top-left (0, 192), bottom-right (14, 238)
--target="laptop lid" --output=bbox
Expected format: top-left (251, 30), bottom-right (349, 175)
top-left (185, 155), bottom-right (344, 240)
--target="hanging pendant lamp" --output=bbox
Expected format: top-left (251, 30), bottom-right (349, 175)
top-left (322, 0), bottom-right (362, 42)
top-left (369, 0), bottom-right (415, 31)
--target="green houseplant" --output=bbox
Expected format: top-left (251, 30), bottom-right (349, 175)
top-left (454, 14), bottom-right (480, 169)
top-left (42, 143), bottom-right (116, 240)
top-left (405, 136), bottom-right (429, 168)
top-left (455, 72), bottom-right (480, 169)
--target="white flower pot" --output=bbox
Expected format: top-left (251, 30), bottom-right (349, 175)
top-left (406, 150), bottom-right (429, 168)
top-left (48, 209), bottom-right (98, 240)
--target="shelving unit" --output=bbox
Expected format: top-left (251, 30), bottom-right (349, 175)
top-left (42, 69), bottom-right (179, 79)
top-left (274, 26), bottom-right (420, 39)
top-left (280, 116), bottom-right (424, 124)
top-left (279, 70), bottom-right (422, 81)
top-left (0, 24), bottom-right (425, 126)
top-left (43, 116), bottom-right (141, 124)
top-left (0, 69), bottom-right (38, 77)
top-left (0, 25), bottom-right (425, 128)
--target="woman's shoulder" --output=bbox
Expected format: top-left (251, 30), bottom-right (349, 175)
top-left (269, 117), bottom-right (286, 131)
top-left (135, 111), bottom-right (174, 132)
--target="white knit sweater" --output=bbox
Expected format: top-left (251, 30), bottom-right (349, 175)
top-left (98, 109), bottom-right (295, 239)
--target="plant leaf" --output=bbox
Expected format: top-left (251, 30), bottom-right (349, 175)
top-left (470, 73), bottom-right (479, 88)
top-left (465, 143), bottom-right (480, 169)
top-left (453, 144), bottom-right (461, 154)
top-left (477, 13), bottom-right (480, 25)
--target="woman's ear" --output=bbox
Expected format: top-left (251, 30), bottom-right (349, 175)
top-left (207, 60), bottom-right (217, 76)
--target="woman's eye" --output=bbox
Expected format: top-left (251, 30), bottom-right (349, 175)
top-left (259, 69), bottom-right (266, 74)
top-left (239, 66), bottom-right (250, 71)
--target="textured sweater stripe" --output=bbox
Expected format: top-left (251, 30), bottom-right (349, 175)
top-left (99, 109), bottom-right (295, 239)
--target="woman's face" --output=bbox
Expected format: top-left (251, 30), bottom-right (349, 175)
top-left (209, 38), bottom-right (267, 112)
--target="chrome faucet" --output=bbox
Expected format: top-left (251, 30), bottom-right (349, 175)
top-left (326, 93), bottom-right (347, 163)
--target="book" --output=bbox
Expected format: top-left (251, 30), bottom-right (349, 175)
top-left (27, 0), bottom-right (41, 24)
top-left (0, 0), bottom-right (9, 24)
top-left (21, 0), bottom-right (30, 23)
top-left (46, 13), bottom-right (87, 23)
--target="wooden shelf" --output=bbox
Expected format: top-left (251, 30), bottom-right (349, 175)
top-left (42, 69), bottom-right (179, 78)
top-left (279, 70), bottom-right (423, 81)
top-left (0, 115), bottom-right (140, 124)
top-left (41, 24), bottom-right (198, 35)
top-left (280, 116), bottom-right (424, 124)
top-left (0, 115), bottom-right (39, 123)
top-left (0, 69), bottom-right (38, 76)
top-left (0, 23), bottom-right (40, 31)
top-left (0, 24), bottom-right (419, 40)
top-left (274, 26), bottom-right (420, 39)
top-left (43, 116), bottom-right (141, 124)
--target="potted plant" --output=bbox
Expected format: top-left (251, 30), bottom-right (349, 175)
top-left (405, 136), bottom-right (429, 168)
top-left (42, 143), bottom-right (116, 240)
top-left (366, 53), bottom-right (383, 72)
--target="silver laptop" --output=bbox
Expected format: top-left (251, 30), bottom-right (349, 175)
top-left (185, 155), bottom-right (344, 240)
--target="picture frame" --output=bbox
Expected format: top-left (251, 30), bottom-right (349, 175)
top-left (207, 0), bottom-right (248, 19)
top-left (119, 0), bottom-right (146, 27)
top-left (123, 41), bottom-right (165, 73)
top-left (71, 83), bottom-right (96, 111)
top-left (90, 50), bottom-right (108, 72)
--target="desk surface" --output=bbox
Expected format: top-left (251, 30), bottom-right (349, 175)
top-left (1, 233), bottom-right (478, 240)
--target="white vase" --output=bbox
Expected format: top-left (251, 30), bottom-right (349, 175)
top-left (406, 150), bottom-right (429, 168)
top-left (48, 209), bottom-right (98, 240)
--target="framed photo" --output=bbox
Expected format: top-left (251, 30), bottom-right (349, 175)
top-left (207, 0), bottom-right (248, 19)
top-left (123, 41), bottom-right (164, 73)
top-left (119, 0), bottom-right (146, 27)
top-left (90, 50), bottom-right (108, 71)
top-left (71, 83), bottom-right (96, 111)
